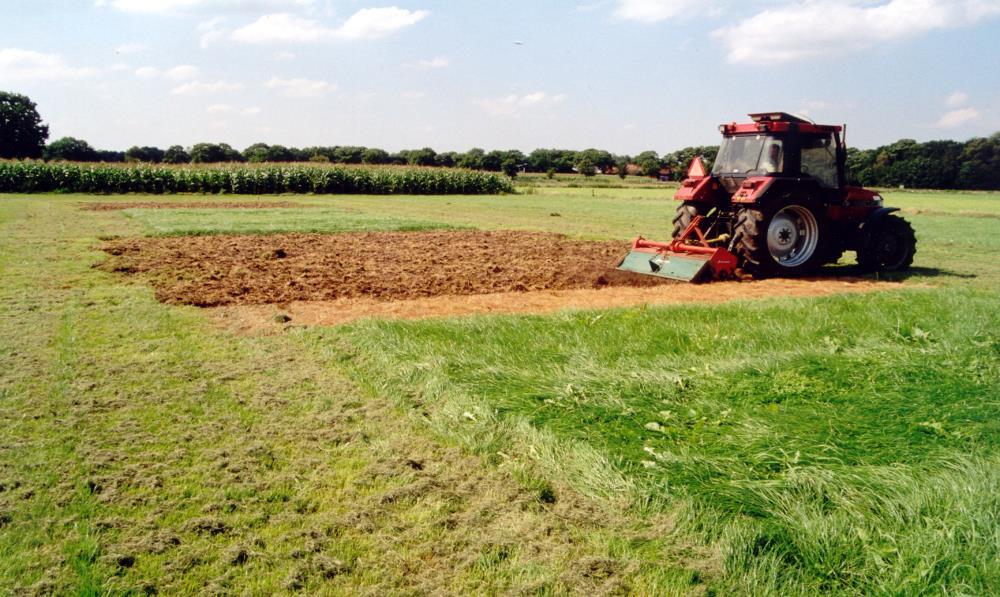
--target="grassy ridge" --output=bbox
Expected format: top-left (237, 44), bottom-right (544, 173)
top-left (0, 161), bottom-right (514, 195)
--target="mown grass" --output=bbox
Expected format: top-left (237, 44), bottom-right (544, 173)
top-left (121, 206), bottom-right (457, 236)
top-left (0, 195), bottom-right (712, 595)
top-left (313, 187), bottom-right (999, 594)
top-left (331, 293), bottom-right (999, 594)
top-left (2, 189), bottom-right (998, 594)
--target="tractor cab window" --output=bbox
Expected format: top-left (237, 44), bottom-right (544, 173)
top-left (800, 134), bottom-right (838, 188)
top-left (712, 135), bottom-right (784, 176)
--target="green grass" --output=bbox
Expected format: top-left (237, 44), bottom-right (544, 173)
top-left (2, 188), bottom-right (998, 594)
top-left (121, 206), bottom-right (456, 236)
top-left (332, 288), bottom-right (999, 593)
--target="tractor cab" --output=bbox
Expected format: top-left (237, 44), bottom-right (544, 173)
top-left (712, 112), bottom-right (844, 195)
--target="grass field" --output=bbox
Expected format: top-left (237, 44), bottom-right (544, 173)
top-left (1, 185), bottom-right (997, 594)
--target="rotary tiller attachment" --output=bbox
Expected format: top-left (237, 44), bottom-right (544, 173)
top-left (616, 215), bottom-right (738, 282)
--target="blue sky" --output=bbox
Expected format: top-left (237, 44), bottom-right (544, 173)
top-left (2, 0), bottom-right (999, 153)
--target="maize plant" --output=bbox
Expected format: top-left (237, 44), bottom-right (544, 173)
top-left (0, 161), bottom-right (514, 195)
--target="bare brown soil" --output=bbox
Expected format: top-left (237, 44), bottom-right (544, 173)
top-left (81, 201), bottom-right (312, 211)
top-left (211, 278), bottom-right (898, 332)
top-left (99, 230), bottom-right (669, 307)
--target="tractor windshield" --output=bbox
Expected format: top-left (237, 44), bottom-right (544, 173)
top-left (712, 135), bottom-right (784, 176)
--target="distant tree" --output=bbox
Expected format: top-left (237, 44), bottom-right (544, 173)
top-left (243, 142), bottom-right (270, 162)
top-left (163, 145), bottom-right (191, 164)
top-left (0, 91), bottom-right (49, 159)
top-left (44, 137), bottom-right (97, 162)
top-left (501, 158), bottom-right (518, 178)
top-left (404, 147), bottom-right (437, 167)
top-left (361, 148), bottom-right (389, 164)
top-left (576, 157), bottom-right (596, 177)
top-left (334, 146), bottom-right (365, 164)
top-left (95, 150), bottom-right (125, 163)
top-left (436, 151), bottom-right (458, 168)
top-left (308, 153), bottom-right (330, 162)
top-left (956, 134), bottom-right (1000, 190)
top-left (456, 148), bottom-right (485, 170)
top-left (190, 142), bottom-right (244, 163)
top-left (482, 150), bottom-right (505, 171)
top-left (527, 149), bottom-right (554, 172)
top-left (264, 144), bottom-right (294, 162)
top-left (633, 150), bottom-right (661, 177)
top-left (125, 146), bottom-right (165, 163)
top-left (576, 148), bottom-right (615, 173)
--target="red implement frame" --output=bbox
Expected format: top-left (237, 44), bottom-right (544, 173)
top-left (628, 215), bottom-right (739, 280)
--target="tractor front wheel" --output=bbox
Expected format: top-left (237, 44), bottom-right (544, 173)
top-left (857, 214), bottom-right (916, 272)
top-left (733, 200), bottom-right (827, 277)
top-left (672, 202), bottom-right (708, 239)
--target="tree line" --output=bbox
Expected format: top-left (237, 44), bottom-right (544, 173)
top-left (2, 90), bottom-right (998, 188)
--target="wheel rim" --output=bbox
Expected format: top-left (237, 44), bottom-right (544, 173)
top-left (766, 205), bottom-right (819, 267)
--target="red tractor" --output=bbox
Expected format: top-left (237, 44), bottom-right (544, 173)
top-left (618, 112), bottom-right (917, 282)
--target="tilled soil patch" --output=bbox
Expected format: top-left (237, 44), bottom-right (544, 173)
top-left (211, 278), bottom-right (899, 332)
top-left (99, 230), bottom-right (669, 307)
top-left (81, 201), bottom-right (313, 211)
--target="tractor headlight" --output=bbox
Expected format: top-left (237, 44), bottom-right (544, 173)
top-left (873, 194), bottom-right (883, 206)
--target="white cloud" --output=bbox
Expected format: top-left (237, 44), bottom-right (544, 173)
top-left (936, 107), bottom-right (980, 127)
top-left (406, 56), bottom-right (449, 69)
top-left (135, 66), bottom-right (161, 78)
top-left (231, 13), bottom-right (333, 43)
top-left (231, 7), bottom-right (428, 43)
top-left (164, 64), bottom-right (199, 80)
top-left (402, 90), bottom-right (426, 100)
top-left (477, 91), bottom-right (567, 116)
top-left (945, 91), bottom-right (968, 108)
top-left (0, 48), bottom-right (100, 81)
top-left (264, 76), bottom-right (335, 97)
top-left (241, 106), bottom-right (262, 115)
top-left (332, 7), bottom-right (429, 40)
top-left (714, 0), bottom-right (1000, 64)
top-left (171, 79), bottom-right (243, 95)
top-left (272, 50), bottom-right (296, 60)
top-left (613, 0), bottom-right (701, 22)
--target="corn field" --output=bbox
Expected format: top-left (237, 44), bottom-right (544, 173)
top-left (0, 161), bottom-right (514, 195)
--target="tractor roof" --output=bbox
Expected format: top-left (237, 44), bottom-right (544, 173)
top-left (720, 112), bottom-right (843, 135)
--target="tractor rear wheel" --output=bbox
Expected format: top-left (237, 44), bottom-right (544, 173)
top-left (857, 214), bottom-right (916, 272)
top-left (733, 199), bottom-right (827, 277)
top-left (672, 202), bottom-right (708, 239)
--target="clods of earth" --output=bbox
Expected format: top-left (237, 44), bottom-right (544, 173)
top-left (99, 229), bottom-right (899, 328)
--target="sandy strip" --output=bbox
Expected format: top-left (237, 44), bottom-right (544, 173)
top-left (208, 277), bottom-right (903, 334)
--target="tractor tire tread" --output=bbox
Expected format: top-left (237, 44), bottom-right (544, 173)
top-left (857, 214), bottom-right (917, 272)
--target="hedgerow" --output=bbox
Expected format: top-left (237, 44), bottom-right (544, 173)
top-left (0, 161), bottom-right (514, 195)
